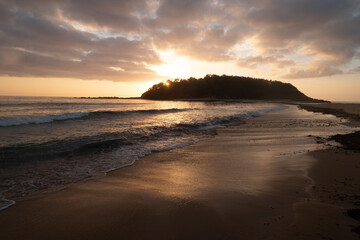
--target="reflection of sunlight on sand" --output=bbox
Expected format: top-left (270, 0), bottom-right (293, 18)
top-left (146, 105), bottom-right (346, 199)
top-left (106, 105), bottom-right (353, 201)
top-left (161, 163), bottom-right (199, 197)
top-left (147, 150), bottom-right (280, 199)
top-left (128, 149), bottom-right (278, 199)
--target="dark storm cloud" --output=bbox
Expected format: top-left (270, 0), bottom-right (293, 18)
top-left (0, 0), bottom-right (359, 80)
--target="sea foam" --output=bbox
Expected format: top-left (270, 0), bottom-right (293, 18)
top-left (0, 108), bottom-right (196, 127)
top-left (0, 112), bottom-right (89, 127)
top-left (0, 98), bottom-right (289, 210)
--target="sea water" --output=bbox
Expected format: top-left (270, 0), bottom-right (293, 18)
top-left (0, 96), bottom-right (286, 210)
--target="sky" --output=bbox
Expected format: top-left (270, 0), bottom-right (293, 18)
top-left (0, 0), bottom-right (359, 101)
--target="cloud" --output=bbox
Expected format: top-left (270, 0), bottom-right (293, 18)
top-left (152, 24), bottom-right (246, 61)
top-left (61, 0), bottom-right (150, 32)
top-left (0, 0), bottom-right (359, 81)
top-left (244, 0), bottom-right (360, 78)
top-left (283, 62), bottom-right (343, 79)
top-left (0, 47), bottom-right (157, 81)
top-left (155, 0), bottom-right (211, 27)
top-left (238, 55), bottom-right (295, 69)
top-left (349, 66), bottom-right (360, 74)
top-left (0, 1), bottom-right (161, 81)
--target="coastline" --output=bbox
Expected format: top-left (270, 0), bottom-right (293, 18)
top-left (295, 102), bottom-right (360, 238)
top-left (299, 103), bottom-right (360, 127)
top-left (1, 104), bottom-right (359, 239)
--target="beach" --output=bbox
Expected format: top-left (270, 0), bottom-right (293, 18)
top-left (1, 104), bottom-right (360, 239)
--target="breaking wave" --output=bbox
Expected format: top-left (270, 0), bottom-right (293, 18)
top-left (0, 108), bottom-right (195, 127)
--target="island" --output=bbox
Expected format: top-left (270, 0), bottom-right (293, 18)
top-left (141, 74), bottom-right (327, 102)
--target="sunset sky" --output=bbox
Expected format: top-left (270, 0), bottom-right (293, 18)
top-left (0, 0), bottom-right (359, 101)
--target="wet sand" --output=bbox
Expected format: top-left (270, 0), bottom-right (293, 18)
top-left (1, 105), bottom-right (360, 239)
top-left (299, 103), bottom-right (360, 127)
top-left (306, 103), bottom-right (360, 116)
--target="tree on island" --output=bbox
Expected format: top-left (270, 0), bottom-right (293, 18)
top-left (141, 74), bottom-right (324, 102)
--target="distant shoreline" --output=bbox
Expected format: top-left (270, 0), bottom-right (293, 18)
top-left (75, 97), bottom-right (329, 104)
top-left (143, 98), bottom-right (329, 104)
top-left (76, 96), bottom-right (141, 99)
top-left (299, 102), bottom-right (360, 151)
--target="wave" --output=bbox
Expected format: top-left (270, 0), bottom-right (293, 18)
top-left (0, 103), bottom-right (289, 206)
top-left (173, 105), bottom-right (288, 130)
top-left (0, 105), bottom-right (288, 167)
top-left (0, 112), bottom-right (89, 127)
top-left (0, 108), bottom-right (195, 127)
top-left (88, 108), bottom-right (194, 118)
top-left (0, 197), bottom-right (16, 211)
top-left (0, 102), bottom-right (143, 107)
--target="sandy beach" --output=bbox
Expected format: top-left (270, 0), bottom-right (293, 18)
top-left (1, 104), bottom-right (360, 240)
top-left (2, 0), bottom-right (359, 239)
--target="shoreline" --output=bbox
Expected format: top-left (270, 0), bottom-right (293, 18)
top-left (299, 103), bottom-right (360, 127)
top-left (296, 102), bottom-right (360, 238)
top-left (299, 103), bottom-right (360, 150)
top-left (1, 104), bottom-right (360, 239)
top-left (0, 102), bottom-right (285, 208)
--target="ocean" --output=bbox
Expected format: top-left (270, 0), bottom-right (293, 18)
top-left (0, 96), bottom-right (286, 210)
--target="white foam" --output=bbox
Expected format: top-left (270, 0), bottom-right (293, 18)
top-left (0, 112), bottom-right (89, 127)
top-left (0, 197), bottom-right (16, 211)
top-left (240, 105), bottom-right (288, 119)
top-left (0, 103), bottom-right (289, 203)
top-left (198, 124), bottom-right (226, 130)
top-left (151, 139), bottom-right (199, 152)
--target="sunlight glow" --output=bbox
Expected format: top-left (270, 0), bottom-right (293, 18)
top-left (150, 50), bottom-right (257, 80)
top-left (152, 63), bottom-right (189, 79)
top-left (150, 51), bottom-right (190, 79)
top-left (144, 80), bottom-right (161, 90)
top-left (109, 66), bottom-right (125, 71)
